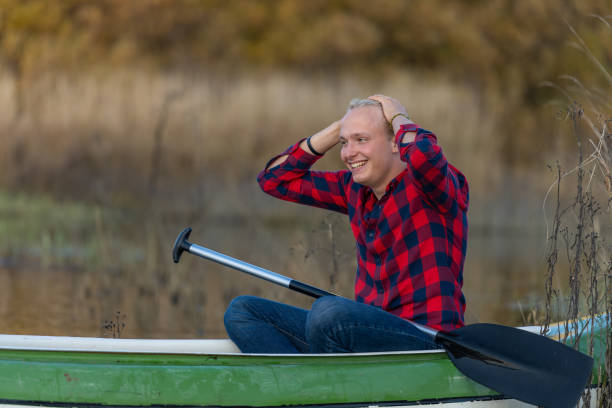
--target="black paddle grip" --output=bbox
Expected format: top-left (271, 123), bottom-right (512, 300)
top-left (173, 227), bottom-right (193, 263)
top-left (289, 280), bottom-right (335, 299)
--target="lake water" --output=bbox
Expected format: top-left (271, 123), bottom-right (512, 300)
top-left (0, 205), bottom-right (565, 339)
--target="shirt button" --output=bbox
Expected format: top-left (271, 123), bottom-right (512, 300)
top-left (367, 230), bottom-right (375, 239)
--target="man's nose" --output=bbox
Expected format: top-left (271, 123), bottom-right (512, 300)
top-left (343, 141), bottom-right (357, 158)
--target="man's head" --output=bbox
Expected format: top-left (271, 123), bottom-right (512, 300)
top-left (345, 98), bottom-right (394, 139)
top-left (339, 98), bottom-right (405, 197)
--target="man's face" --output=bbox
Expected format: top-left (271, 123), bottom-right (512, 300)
top-left (339, 106), bottom-right (400, 192)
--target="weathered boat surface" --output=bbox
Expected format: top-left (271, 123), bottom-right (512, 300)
top-left (0, 389), bottom-right (602, 408)
top-left (0, 315), bottom-right (607, 408)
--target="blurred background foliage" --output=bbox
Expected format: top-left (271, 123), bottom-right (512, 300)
top-left (0, 0), bottom-right (610, 338)
top-left (1, 0), bottom-right (611, 164)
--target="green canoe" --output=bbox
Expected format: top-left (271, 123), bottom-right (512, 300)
top-left (0, 315), bottom-right (607, 408)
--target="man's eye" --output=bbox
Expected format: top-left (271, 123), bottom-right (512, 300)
top-left (339, 140), bottom-right (347, 145)
top-left (358, 137), bottom-right (367, 143)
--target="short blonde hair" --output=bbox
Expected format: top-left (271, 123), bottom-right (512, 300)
top-left (346, 98), bottom-right (394, 138)
top-left (347, 98), bottom-right (381, 111)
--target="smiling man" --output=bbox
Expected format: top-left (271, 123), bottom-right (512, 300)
top-left (224, 95), bottom-right (469, 353)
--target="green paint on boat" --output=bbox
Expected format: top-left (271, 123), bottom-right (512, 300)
top-left (0, 315), bottom-right (607, 407)
top-left (0, 349), bottom-right (495, 406)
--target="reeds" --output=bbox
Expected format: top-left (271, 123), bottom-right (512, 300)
top-left (0, 67), bottom-right (502, 204)
top-left (541, 16), bottom-right (612, 407)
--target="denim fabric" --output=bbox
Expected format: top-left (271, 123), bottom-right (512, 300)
top-left (224, 295), bottom-right (441, 353)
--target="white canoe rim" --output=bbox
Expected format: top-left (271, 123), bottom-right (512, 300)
top-left (0, 328), bottom-right (542, 356)
top-left (0, 315), bottom-right (602, 355)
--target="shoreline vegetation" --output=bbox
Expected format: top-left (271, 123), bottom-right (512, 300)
top-left (542, 104), bottom-right (611, 406)
top-left (539, 18), bottom-right (611, 404)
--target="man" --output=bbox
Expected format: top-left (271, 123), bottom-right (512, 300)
top-left (224, 94), bottom-right (469, 353)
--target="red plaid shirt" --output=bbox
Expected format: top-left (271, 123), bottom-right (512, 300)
top-left (257, 124), bottom-right (468, 331)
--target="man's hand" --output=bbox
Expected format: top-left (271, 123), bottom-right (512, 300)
top-left (367, 94), bottom-right (407, 124)
top-left (368, 94), bottom-right (415, 143)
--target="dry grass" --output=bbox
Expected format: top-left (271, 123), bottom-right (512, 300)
top-left (0, 67), bottom-right (504, 202)
top-left (540, 18), bottom-right (612, 407)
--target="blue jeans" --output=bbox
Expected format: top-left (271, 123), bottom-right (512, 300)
top-left (223, 295), bottom-right (441, 353)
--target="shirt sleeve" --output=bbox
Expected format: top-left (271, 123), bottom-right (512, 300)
top-left (257, 139), bottom-right (350, 214)
top-left (397, 124), bottom-right (469, 215)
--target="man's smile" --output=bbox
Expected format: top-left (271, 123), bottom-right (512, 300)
top-left (349, 160), bottom-right (367, 169)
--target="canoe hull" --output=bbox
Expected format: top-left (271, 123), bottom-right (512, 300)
top-left (0, 315), bottom-right (607, 407)
top-left (0, 348), bottom-right (496, 406)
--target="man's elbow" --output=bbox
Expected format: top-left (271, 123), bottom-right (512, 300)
top-left (256, 171), bottom-right (272, 193)
top-left (267, 154), bottom-right (289, 169)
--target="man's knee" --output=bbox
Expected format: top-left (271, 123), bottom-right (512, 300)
top-left (306, 296), bottom-right (352, 341)
top-left (224, 295), bottom-right (258, 328)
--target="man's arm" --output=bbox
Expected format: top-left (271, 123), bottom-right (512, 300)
top-left (267, 120), bottom-right (341, 169)
top-left (258, 119), bottom-right (350, 214)
top-left (368, 94), bottom-right (468, 214)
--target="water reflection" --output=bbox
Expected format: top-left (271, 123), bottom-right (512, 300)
top-left (0, 212), bottom-right (564, 338)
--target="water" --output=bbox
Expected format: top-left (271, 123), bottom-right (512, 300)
top-left (0, 210), bottom-right (560, 339)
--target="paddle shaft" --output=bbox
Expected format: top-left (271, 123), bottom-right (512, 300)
top-left (173, 228), bottom-right (334, 299)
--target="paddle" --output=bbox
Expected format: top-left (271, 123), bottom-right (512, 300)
top-left (173, 227), bottom-right (593, 408)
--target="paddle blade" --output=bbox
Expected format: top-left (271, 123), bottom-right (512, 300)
top-left (436, 324), bottom-right (593, 408)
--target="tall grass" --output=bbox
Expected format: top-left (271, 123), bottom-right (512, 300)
top-left (0, 67), bottom-right (503, 204)
top-left (541, 17), bottom-right (612, 407)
